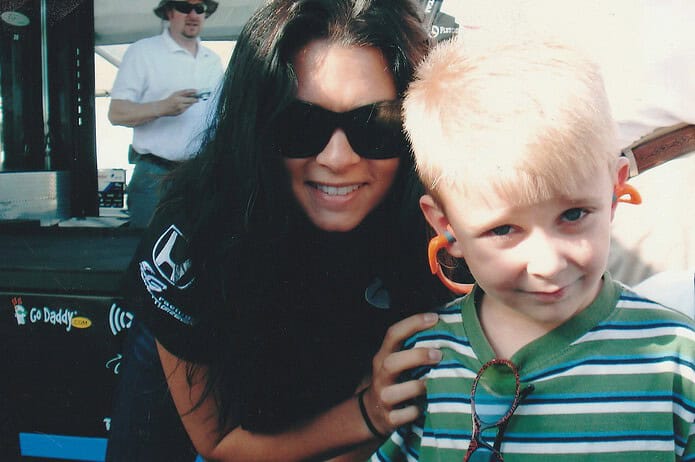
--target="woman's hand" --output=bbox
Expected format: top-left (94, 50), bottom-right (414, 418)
top-left (161, 314), bottom-right (442, 462)
top-left (360, 312), bottom-right (442, 438)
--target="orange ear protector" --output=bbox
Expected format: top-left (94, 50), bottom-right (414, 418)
top-left (614, 183), bottom-right (641, 205)
top-left (427, 183), bottom-right (642, 295)
top-left (427, 229), bottom-right (474, 295)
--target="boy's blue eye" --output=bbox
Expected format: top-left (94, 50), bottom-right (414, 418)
top-left (491, 225), bottom-right (512, 236)
top-left (562, 208), bottom-right (585, 222)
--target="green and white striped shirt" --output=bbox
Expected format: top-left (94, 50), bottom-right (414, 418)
top-left (371, 274), bottom-right (695, 461)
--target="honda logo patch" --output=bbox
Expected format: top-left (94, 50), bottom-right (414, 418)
top-left (152, 225), bottom-right (195, 289)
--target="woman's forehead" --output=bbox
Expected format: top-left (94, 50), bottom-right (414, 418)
top-left (293, 39), bottom-right (396, 111)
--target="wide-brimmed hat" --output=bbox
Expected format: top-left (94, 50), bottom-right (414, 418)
top-left (154, 0), bottom-right (219, 19)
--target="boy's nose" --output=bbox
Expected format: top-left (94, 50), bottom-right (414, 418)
top-left (523, 232), bottom-right (568, 278)
top-left (315, 129), bottom-right (361, 171)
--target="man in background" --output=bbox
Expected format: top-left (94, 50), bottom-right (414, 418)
top-left (108, 0), bottom-right (223, 228)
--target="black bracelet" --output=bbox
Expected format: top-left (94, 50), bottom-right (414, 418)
top-left (357, 388), bottom-right (388, 440)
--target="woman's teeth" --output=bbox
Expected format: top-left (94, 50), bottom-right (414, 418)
top-left (316, 184), bottom-right (361, 196)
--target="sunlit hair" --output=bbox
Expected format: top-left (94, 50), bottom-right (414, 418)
top-left (404, 35), bottom-right (619, 205)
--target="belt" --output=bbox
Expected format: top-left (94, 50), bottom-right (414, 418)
top-left (137, 153), bottom-right (180, 170)
top-left (621, 124), bottom-right (695, 177)
top-left (130, 146), bottom-right (180, 170)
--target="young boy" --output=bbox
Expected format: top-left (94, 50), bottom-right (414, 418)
top-left (370, 38), bottom-right (695, 461)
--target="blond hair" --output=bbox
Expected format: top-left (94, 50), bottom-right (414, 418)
top-left (403, 36), bottom-right (619, 205)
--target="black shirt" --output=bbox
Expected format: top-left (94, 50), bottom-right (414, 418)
top-left (122, 201), bottom-right (456, 432)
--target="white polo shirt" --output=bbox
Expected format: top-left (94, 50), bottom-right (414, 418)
top-left (111, 28), bottom-right (224, 161)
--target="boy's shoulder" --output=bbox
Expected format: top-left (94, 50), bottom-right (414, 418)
top-left (434, 295), bottom-right (468, 320)
top-left (614, 280), bottom-right (695, 324)
top-left (630, 271), bottom-right (695, 319)
top-left (403, 295), bottom-right (470, 349)
top-left (597, 279), bottom-right (695, 348)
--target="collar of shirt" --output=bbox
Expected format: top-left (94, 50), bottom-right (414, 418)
top-left (161, 27), bottom-right (212, 59)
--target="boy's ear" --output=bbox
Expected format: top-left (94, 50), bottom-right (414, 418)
top-left (419, 194), bottom-right (466, 258)
top-left (616, 156), bottom-right (630, 186)
top-left (611, 156), bottom-right (632, 217)
top-left (419, 194), bottom-right (448, 235)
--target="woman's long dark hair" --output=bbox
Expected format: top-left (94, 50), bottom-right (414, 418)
top-left (160, 0), bottom-right (434, 431)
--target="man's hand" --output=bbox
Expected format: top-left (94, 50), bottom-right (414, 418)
top-left (156, 89), bottom-right (199, 117)
top-left (108, 89), bottom-right (199, 127)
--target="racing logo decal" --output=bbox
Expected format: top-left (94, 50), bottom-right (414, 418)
top-left (140, 261), bottom-right (197, 326)
top-left (152, 225), bottom-right (195, 289)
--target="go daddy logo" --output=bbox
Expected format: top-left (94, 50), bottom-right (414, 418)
top-left (11, 297), bottom-right (92, 332)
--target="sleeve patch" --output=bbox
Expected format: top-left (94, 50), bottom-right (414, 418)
top-left (139, 260), bottom-right (198, 326)
top-left (151, 224), bottom-right (195, 289)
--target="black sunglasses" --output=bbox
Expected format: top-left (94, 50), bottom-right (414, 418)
top-left (169, 1), bottom-right (207, 15)
top-left (464, 359), bottom-right (534, 462)
top-left (276, 99), bottom-right (408, 159)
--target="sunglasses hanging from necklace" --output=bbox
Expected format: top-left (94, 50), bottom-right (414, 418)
top-left (465, 359), bottom-right (534, 462)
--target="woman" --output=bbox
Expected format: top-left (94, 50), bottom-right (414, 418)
top-left (106, 0), bottom-right (461, 460)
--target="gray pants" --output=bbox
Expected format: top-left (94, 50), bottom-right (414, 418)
top-left (126, 157), bottom-right (171, 228)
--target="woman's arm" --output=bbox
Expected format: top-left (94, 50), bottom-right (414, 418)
top-left (159, 312), bottom-right (441, 462)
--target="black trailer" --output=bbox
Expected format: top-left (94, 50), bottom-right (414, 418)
top-left (0, 2), bottom-right (459, 459)
top-left (0, 2), bottom-right (257, 459)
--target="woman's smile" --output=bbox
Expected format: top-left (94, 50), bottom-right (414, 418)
top-left (310, 182), bottom-right (363, 197)
top-left (286, 39), bottom-right (400, 232)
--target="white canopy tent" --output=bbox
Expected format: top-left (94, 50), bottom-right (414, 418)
top-left (94, 0), bottom-right (262, 45)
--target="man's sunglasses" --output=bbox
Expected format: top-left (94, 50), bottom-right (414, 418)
top-left (276, 99), bottom-right (408, 159)
top-left (169, 1), bottom-right (207, 15)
